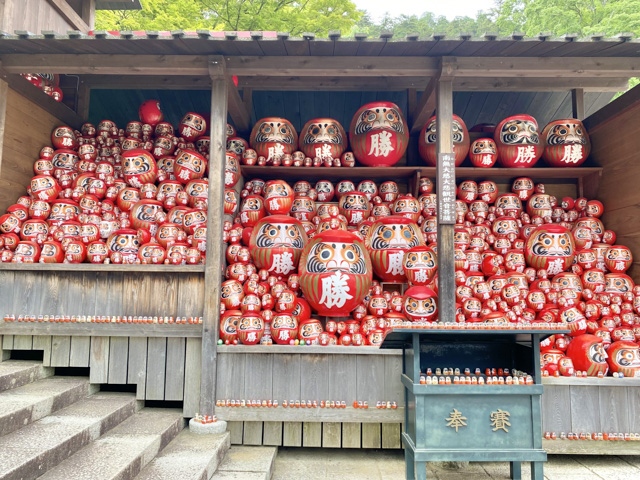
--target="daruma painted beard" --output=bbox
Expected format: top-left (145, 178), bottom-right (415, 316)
top-left (494, 114), bottom-right (543, 168)
top-left (541, 119), bottom-right (591, 167)
top-left (249, 215), bottom-right (308, 279)
top-left (299, 229), bottom-right (372, 317)
top-left (365, 216), bottom-right (425, 283)
top-left (250, 117), bottom-right (298, 161)
top-left (299, 118), bottom-right (347, 161)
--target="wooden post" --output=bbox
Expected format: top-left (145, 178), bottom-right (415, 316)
top-left (76, 79), bottom-right (91, 121)
top-left (200, 56), bottom-right (228, 415)
top-left (81, 0), bottom-right (96, 30)
top-left (572, 88), bottom-right (585, 120)
top-left (436, 59), bottom-right (455, 324)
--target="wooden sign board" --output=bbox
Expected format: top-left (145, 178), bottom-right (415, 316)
top-left (437, 153), bottom-right (456, 224)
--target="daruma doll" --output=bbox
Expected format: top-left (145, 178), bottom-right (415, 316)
top-left (299, 229), bottom-right (372, 317)
top-left (299, 118), bottom-right (347, 161)
top-left (494, 114), bottom-right (543, 168)
top-left (419, 114), bottom-right (470, 167)
top-left (541, 119), bottom-right (591, 167)
top-left (349, 102), bottom-right (408, 167)
top-left (249, 215), bottom-right (308, 278)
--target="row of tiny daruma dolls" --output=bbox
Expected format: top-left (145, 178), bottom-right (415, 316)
top-left (220, 173), bottom-right (640, 378)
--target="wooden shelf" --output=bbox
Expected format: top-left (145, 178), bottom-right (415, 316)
top-left (0, 321), bottom-right (202, 338)
top-left (0, 263), bottom-right (205, 273)
top-left (217, 345), bottom-right (401, 355)
top-left (402, 375), bottom-right (543, 395)
top-left (241, 166), bottom-right (420, 182)
top-left (542, 376), bottom-right (640, 387)
top-left (216, 406), bottom-right (404, 423)
top-left (543, 439), bottom-right (640, 455)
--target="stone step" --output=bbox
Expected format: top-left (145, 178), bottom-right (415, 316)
top-left (0, 360), bottom-right (54, 393)
top-left (0, 391), bottom-right (138, 480)
top-left (0, 376), bottom-right (97, 437)
top-left (211, 446), bottom-right (278, 480)
top-left (135, 430), bottom-right (231, 480)
top-left (39, 408), bottom-right (184, 480)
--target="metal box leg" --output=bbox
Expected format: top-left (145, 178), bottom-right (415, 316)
top-left (405, 449), bottom-right (414, 480)
top-left (510, 461), bottom-right (521, 479)
top-left (531, 461), bottom-right (544, 480)
top-left (415, 462), bottom-right (427, 480)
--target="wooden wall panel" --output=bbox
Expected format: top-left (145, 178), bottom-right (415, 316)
top-left (0, 272), bottom-right (204, 318)
top-left (0, 88), bottom-right (68, 214)
top-left (587, 88), bottom-right (640, 284)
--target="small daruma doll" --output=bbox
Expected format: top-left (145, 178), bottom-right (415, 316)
top-left (122, 149), bottom-right (158, 187)
top-left (299, 229), bottom-right (372, 317)
top-left (365, 216), bottom-right (425, 283)
top-left (541, 119), bottom-right (591, 167)
top-left (566, 334), bottom-right (609, 376)
top-left (299, 118), bottom-right (347, 161)
top-left (525, 224), bottom-right (575, 276)
top-left (237, 314), bottom-right (264, 345)
top-left (494, 114), bottom-right (543, 168)
top-left (264, 180), bottom-right (294, 215)
top-left (606, 341), bottom-right (640, 377)
top-left (469, 138), bottom-right (498, 168)
top-left (403, 245), bottom-right (437, 286)
top-left (30, 175), bottom-right (61, 202)
top-left (338, 191), bottom-right (370, 226)
top-left (174, 149), bottom-right (207, 184)
top-left (349, 101), bottom-right (408, 167)
top-left (250, 215), bottom-right (308, 278)
top-left (419, 114), bottom-right (470, 167)
top-left (250, 117), bottom-right (298, 162)
top-left (271, 313), bottom-right (299, 344)
top-left (403, 286), bottom-right (438, 322)
top-left (178, 112), bottom-right (207, 141)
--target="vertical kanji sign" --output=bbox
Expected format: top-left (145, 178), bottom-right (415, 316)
top-left (437, 152), bottom-right (456, 224)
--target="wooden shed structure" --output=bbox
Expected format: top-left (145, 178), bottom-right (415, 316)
top-left (1, 30), bottom-right (640, 454)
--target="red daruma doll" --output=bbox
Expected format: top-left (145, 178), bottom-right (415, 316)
top-left (419, 114), bottom-right (470, 167)
top-left (299, 229), bottom-right (372, 317)
top-left (299, 118), bottom-right (347, 162)
top-left (250, 216), bottom-right (308, 278)
top-left (494, 114), bottom-right (543, 168)
top-left (349, 102), bottom-right (409, 167)
top-left (525, 224), bottom-right (576, 276)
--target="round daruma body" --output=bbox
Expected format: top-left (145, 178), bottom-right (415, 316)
top-left (365, 215), bottom-right (425, 283)
top-left (349, 101), bottom-right (409, 167)
top-left (402, 286), bottom-right (438, 322)
top-left (249, 215), bottom-right (308, 278)
top-left (299, 229), bottom-right (372, 317)
top-left (525, 224), bottom-right (575, 276)
top-left (403, 245), bottom-right (437, 286)
top-left (494, 114), bottom-right (543, 168)
top-left (419, 114), bottom-right (470, 167)
top-left (250, 117), bottom-right (298, 161)
top-left (542, 119), bottom-right (591, 167)
top-left (299, 118), bottom-right (347, 161)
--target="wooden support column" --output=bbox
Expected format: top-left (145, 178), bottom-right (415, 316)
top-left (436, 58), bottom-right (456, 324)
top-left (200, 56), bottom-right (228, 415)
top-left (572, 88), bottom-right (585, 120)
top-left (410, 78), bottom-right (437, 135)
top-left (76, 79), bottom-right (91, 121)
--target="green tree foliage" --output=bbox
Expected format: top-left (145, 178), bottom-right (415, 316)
top-left (494, 0), bottom-right (640, 36)
top-left (96, 0), bottom-right (362, 36)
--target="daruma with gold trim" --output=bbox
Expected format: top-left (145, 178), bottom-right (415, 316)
top-left (541, 118), bottom-right (591, 167)
top-left (349, 102), bottom-right (409, 167)
top-left (299, 229), bottom-right (372, 317)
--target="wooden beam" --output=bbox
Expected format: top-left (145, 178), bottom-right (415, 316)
top-left (410, 77), bottom-right (437, 135)
top-left (0, 70), bottom-right (83, 129)
top-left (47, 0), bottom-right (91, 33)
top-left (452, 56), bottom-right (640, 78)
top-left (81, 0), bottom-right (96, 30)
top-left (435, 74), bottom-right (456, 324)
top-left (572, 88), bottom-right (585, 120)
top-left (227, 76), bottom-right (250, 134)
top-left (76, 79), bottom-right (91, 121)
top-left (0, 55), bottom-right (439, 77)
top-left (0, 78), bottom-right (8, 201)
top-left (453, 77), bottom-right (628, 93)
top-left (82, 75), bottom-right (212, 90)
top-left (200, 55), bottom-right (228, 416)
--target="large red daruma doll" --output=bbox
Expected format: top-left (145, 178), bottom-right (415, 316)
top-left (250, 117), bottom-right (298, 162)
top-left (299, 118), bottom-right (347, 161)
top-left (364, 216), bottom-right (425, 283)
top-left (566, 334), bottom-right (609, 376)
top-left (349, 102), bottom-right (409, 167)
top-left (299, 229), bottom-right (372, 317)
top-left (419, 115), bottom-right (470, 167)
top-left (525, 224), bottom-right (576, 276)
top-left (541, 119), bottom-right (591, 167)
top-left (494, 114), bottom-right (543, 168)
top-left (249, 215), bottom-right (308, 278)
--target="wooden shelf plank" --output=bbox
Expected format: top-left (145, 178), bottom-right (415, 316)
top-left (0, 321), bottom-right (202, 338)
top-left (543, 439), bottom-right (640, 455)
top-left (217, 345), bottom-right (402, 355)
top-left (542, 377), bottom-right (640, 387)
top-left (216, 406), bottom-right (404, 423)
top-left (0, 263), bottom-right (205, 273)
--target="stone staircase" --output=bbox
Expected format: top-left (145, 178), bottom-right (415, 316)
top-left (0, 359), bottom-right (278, 480)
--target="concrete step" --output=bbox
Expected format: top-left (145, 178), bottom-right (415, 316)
top-left (39, 408), bottom-right (184, 480)
top-left (0, 360), bottom-right (54, 393)
top-left (0, 376), bottom-right (97, 437)
top-left (135, 430), bottom-right (231, 480)
top-left (0, 391), bottom-right (138, 480)
top-left (211, 446), bottom-right (278, 480)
